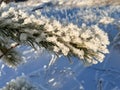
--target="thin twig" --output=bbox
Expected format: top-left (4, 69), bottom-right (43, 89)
top-left (90, 67), bottom-right (120, 75)
top-left (97, 79), bottom-right (103, 90)
top-left (0, 43), bottom-right (19, 59)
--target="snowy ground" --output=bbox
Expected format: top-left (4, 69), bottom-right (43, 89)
top-left (0, 1), bottom-right (120, 90)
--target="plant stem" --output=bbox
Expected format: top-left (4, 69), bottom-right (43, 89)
top-left (0, 43), bottom-right (19, 59)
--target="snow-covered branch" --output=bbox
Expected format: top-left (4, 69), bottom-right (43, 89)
top-left (0, 76), bottom-right (39, 90)
top-left (23, 0), bottom-right (120, 9)
top-left (0, 2), bottom-right (110, 66)
top-left (55, 0), bottom-right (120, 7)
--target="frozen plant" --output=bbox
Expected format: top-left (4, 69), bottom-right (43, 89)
top-left (29, 0), bottom-right (120, 8)
top-left (0, 2), bottom-right (110, 67)
top-left (0, 76), bottom-right (39, 90)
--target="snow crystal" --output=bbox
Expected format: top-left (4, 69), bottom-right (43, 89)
top-left (20, 33), bottom-right (28, 41)
top-left (48, 78), bottom-right (55, 83)
top-left (99, 17), bottom-right (115, 24)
